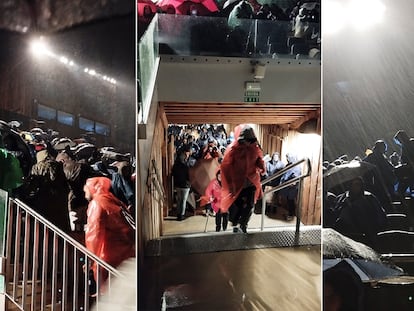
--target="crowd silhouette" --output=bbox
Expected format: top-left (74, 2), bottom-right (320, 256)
top-left (138, 0), bottom-right (321, 58)
top-left (169, 123), bottom-right (303, 231)
top-left (323, 129), bottom-right (414, 251)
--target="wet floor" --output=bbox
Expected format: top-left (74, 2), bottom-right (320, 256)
top-left (140, 245), bottom-right (321, 311)
top-left (162, 209), bottom-right (298, 236)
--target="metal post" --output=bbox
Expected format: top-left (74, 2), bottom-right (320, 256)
top-left (261, 195), bottom-right (266, 231)
top-left (254, 19), bottom-right (258, 54)
top-left (295, 179), bottom-right (303, 245)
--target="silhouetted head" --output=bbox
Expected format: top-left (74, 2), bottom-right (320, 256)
top-left (349, 177), bottom-right (364, 198)
top-left (373, 140), bottom-right (387, 154)
top-left (238, 125), bottom-right (257, 144)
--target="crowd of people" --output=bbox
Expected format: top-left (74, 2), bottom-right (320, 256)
top-left (0, 119), bottom-right (136, 288)
top-left (170, 123), bottom-right (302, 233)
top-left (323, 129), bottom-right (414, 250)
top-left (138, 0), bottom-right (321, 58)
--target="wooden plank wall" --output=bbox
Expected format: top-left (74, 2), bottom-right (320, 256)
top-left (141, 121), bottom-right (322, 245)
top-left (141, 109), bottom-right (167, 242)
top-left (259, 125), bottom-right (321, 225)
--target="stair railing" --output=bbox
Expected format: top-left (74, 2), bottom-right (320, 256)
top-left (260, 158), bottom-right (312, 234)
top-left (2, 198), bottom-right (127, 311)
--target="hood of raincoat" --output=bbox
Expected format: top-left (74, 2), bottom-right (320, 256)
top-left (85, 176), bottom-right (112, 198)
top-left (220, 124), bottom-right (265, 212)
top-left (84, 176), bottom-right (135, 286)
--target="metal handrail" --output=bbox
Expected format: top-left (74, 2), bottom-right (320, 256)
top-left (260, 158), bottom-right (312, 232)
top-left (3, 198), bottom-right (126, 311)
top-left (149, 159), bottom-right (166, 200)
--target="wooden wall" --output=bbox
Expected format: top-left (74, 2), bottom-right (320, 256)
top-left (137, 119), bottom-right (321, 256)
top-left (140, 108), bottom-right (168, 243)
top-left (259, 125), bottom-right (321, 225)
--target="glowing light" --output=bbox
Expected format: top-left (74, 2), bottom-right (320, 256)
top-left (59, 56), bottom-right (69, 64)
top-left (349, 0), bottom-right (386, 32)
top-left (324, 0), bottom-right (386, 34)
top-left (30, 38), bottom-right (52, 57)
top-left (30, 37), bottom-right (116, 86)
top-left (323, 1), bottom-right (346, 35)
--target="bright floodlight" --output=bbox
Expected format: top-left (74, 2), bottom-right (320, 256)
top-left (349, 0), bottom-right (386, 31)
top-left (323, 1), bottom-right (347, 35)
top-left (30, 38), bottom-right (52, 57)
top-left (324, 0), bottom-right (385, 34)
top-left (88, 69), bottom-right (96, 76)
top-left (59, 56), bottom-right (69, 64)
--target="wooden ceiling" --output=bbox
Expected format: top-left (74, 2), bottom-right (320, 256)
top-left (161, 102), bottom-right (320, 127)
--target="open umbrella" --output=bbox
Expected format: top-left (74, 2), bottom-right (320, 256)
top-left (323, 229), bottom-right (405, 282)
top-left (157, 0), bottom-right (219, 15)
top-left (72, 143), bottom-right (97, 162)
top-left (189, 158), bottom-right (220, 195)
top-left (323, 160), bottom-right (377, 192)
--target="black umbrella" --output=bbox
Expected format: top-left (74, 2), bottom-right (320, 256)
top-left (323, 229), bottom-right (405, 282)
top-left (323, 160), bottom-right (377, 191)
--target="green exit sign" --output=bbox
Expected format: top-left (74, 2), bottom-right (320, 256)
top-left (244, 90), bottom-right (260, 102)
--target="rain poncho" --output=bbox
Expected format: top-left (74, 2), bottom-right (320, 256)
top-left (0, 147), bottom-right (23, 193)
top-left (204, 178), bottom-right (222, 213)
top-left (220, 125), bottom-right (265, 212)
top-left (84, 177), bottom-right (135, 284)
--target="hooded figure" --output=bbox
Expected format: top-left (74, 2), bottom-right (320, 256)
top-left (84, 177), bottom-right (135, 286)
top-left (220, 124), bottom-right (265, 232)
top-left (0, 132), bottom-right (23, 193)
top-left (204, 169), bottom-right (228, 232)
top-left (21, 149), bottom-right (71, 232)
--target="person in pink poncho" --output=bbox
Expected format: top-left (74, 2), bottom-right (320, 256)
top-left (83, 177), bottom-right (135, 289)
top-left (205, 169), bottom-right (228, 232)
top-left (220, 124), bottom-right (266, 233)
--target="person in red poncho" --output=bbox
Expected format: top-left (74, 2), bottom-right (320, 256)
top-left (204, 169), bottom-right (228, 232)
top-left (84, 177), bottom-right (135, 289)
top-left (220, 124), bottom-right (265, 233)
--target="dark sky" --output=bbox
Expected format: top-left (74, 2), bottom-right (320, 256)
top-left (323, 0), bottom-right (414, 162)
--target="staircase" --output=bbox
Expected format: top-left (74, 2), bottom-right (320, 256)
top-left (1, 199), bottom-right (123, 311)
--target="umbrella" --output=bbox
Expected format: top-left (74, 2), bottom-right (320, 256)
top-left (189, 158), bottom-right (220, 195)
top-left (323, 160), bottom-right (377, 192)
top-left (324, 258), bottom-right (404, 283)
top-left (222, 0), bottom-right (240, 9)
top-left (138, 0), bottom-right (158, 16)
top-left (323, 229), bottom-right (405, 282)
top-left (52, 137), bottom-right (77, 151)
top-left (72, 143), bottom-right (97, 161)
top-left (157, 0), bottom-right (219, 15)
